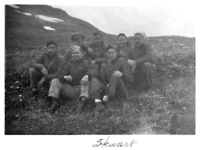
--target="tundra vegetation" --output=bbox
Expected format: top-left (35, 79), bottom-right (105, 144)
top-left (5, 37), bottom-right (195, 134)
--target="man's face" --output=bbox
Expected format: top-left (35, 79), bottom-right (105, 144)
top-left (72, 47), bottom-right (84, 61)
top-left (94, 35), bottom-right (103, 46)
top-left (47, 44), bottom-right (57, 55)
top-left (73, 38), bottom-right (84, 46)
top-left (117, 36), bottom-right (127, 48)
top-left (134, 34), bottom-right (145, 47)
top-left (108, 48), bottom-right (118, 61)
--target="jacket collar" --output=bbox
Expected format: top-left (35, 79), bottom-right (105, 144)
top-left (110, 57), bottom-right (119, 64)
top-left (91, 42), bottom-right (105, 50)
top-left (47, 51), bottom-right (58, 59)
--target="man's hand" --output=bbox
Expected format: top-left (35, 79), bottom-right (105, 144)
top-left (113, 71), bottom-right (123, 77)
top-left (127, 60), bottom-right (137, 73)
top-left (38, 77), bottom-right (45, 88)
top-left (91, 60), bottom-right (96, 64)
top-left (88, 48), bottom-right (93, 53)
top-left (64, 75), bottom-right (72, 82)
top-left (41, 67), bottom-right (48, 77)
top-left (127, 59), bottom-right (136, 67)
top-left (80, 75), bottom-right (88, 85)
top-left (44, 75), bottom-right (49, 81)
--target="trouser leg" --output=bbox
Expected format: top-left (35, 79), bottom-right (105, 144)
top-left (90, 78), bottom-right (106, 100)
top-left (116, 77), bottom-right (128, 101)
top-left (141, 62), bottom-right (155, 87)
top-left (80, 84), bottom-right (89, 99)
top-left (48, 78), bottom-right (62, 113)
top-left (48, 78), bottom-right (62, 100)
top-left (89, 78), bottom-right (106, 112)
top-left (59, 84), bottom-right (80, 101)
top-left (99, 63), bottom-right (107, 82)
top-left (77, 82), bottom-right (90, 113)
top-left (107, 74), bottom-right (128, 100)
top-left (29, 68), bottom-right (43, 88)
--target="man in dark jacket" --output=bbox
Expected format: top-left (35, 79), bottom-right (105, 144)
top-left (63, 32), bottom-right (92, 63)
top-left (29, 40), bottom-right (62, 93)
top-left (101, 45), bottom-right (134, 102)
top-left (116, 33), bottom-right (132, 61)
top-left (89, 31), bottom-right (108, 81)
top-left (127, 32), bottom-right (156, 90)
top-left (48, 45), bottom-right (105, 113)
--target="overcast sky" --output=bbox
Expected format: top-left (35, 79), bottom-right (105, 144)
top-left (52, 5), bottom-right (195, 37)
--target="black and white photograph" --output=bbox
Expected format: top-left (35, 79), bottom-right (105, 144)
top-left (2, 0), bottom-right (198, 149)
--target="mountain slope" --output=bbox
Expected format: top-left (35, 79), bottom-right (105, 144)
top-left (5, 5), bottom-right (116, 48)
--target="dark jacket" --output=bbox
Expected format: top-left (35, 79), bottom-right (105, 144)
top-left (89, 42), bottom-right (108, 64)
top-left (129, 43), bottom-right (156, 66)
top-left (103, 57), bottom-right (134, 85)
top-left (29, 52), bottom-right (62, 79)
top-left (58, 58), bottom-right (98, 86)
top-left (116, 42), bottom-right (132, 61)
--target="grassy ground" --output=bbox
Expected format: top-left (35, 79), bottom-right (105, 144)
top-left (5, 37), bottom-right (195, 134)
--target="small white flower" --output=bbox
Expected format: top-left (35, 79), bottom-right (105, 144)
top-left (15, 81), bottom-right (19, 84)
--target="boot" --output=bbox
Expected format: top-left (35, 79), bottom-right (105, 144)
top-left (49, 98), bottom-right (60, 114)
top-left (77, 97), bottom-right (87, 114)
top-left (94, 102), bottom-right (105, 113)
top-left (46, 97), bottom-right (53, 108)
top-left (31, 88), bottom-right (39, 95)
top-left (99, 89), bottom-right (105, 100)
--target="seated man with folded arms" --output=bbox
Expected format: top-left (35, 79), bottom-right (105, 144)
top-left (47, 45), bottom-right (105, 114)
top-left (89, 31), bottom-right (108, 81)
top-left (101, 45), bottom-right (134, 103)
top-left (71, 44), bottom-right (134, 113)
top-left (29, 40), bottom-right (62, 94)
top-left (127, 32), bottom-right (156, 91)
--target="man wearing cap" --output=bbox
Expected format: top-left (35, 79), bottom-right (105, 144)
top-left (101, 44), bottom-right (134, 103)
top-left (29, 40), bottom-right (62, 94)
top-left (63, 32), bottom-right (92, 63)
top-left (89, 31), bottom-right (108, 81)
top-left (127, 32), bottom-right (157, 91)
top-left (47, 45), bottom-right (105, 113)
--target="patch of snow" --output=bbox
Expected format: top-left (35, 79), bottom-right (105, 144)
top-left (36, 15), bottom-right (63, 23)
top-left (43, 26), bottom-right (55, 31)
top-left (14, 10), bottom-right (32, 16)
top-left (24, 12), bottom-right (32, 16)
top-left (9, 5), bottom-right (20, 8)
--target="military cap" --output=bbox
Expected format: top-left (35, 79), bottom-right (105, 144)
top-left (71, 32), bottom-right (85, 41)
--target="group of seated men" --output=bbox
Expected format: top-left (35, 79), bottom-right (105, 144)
top-left (29, 31), bottom-right (156, 114)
